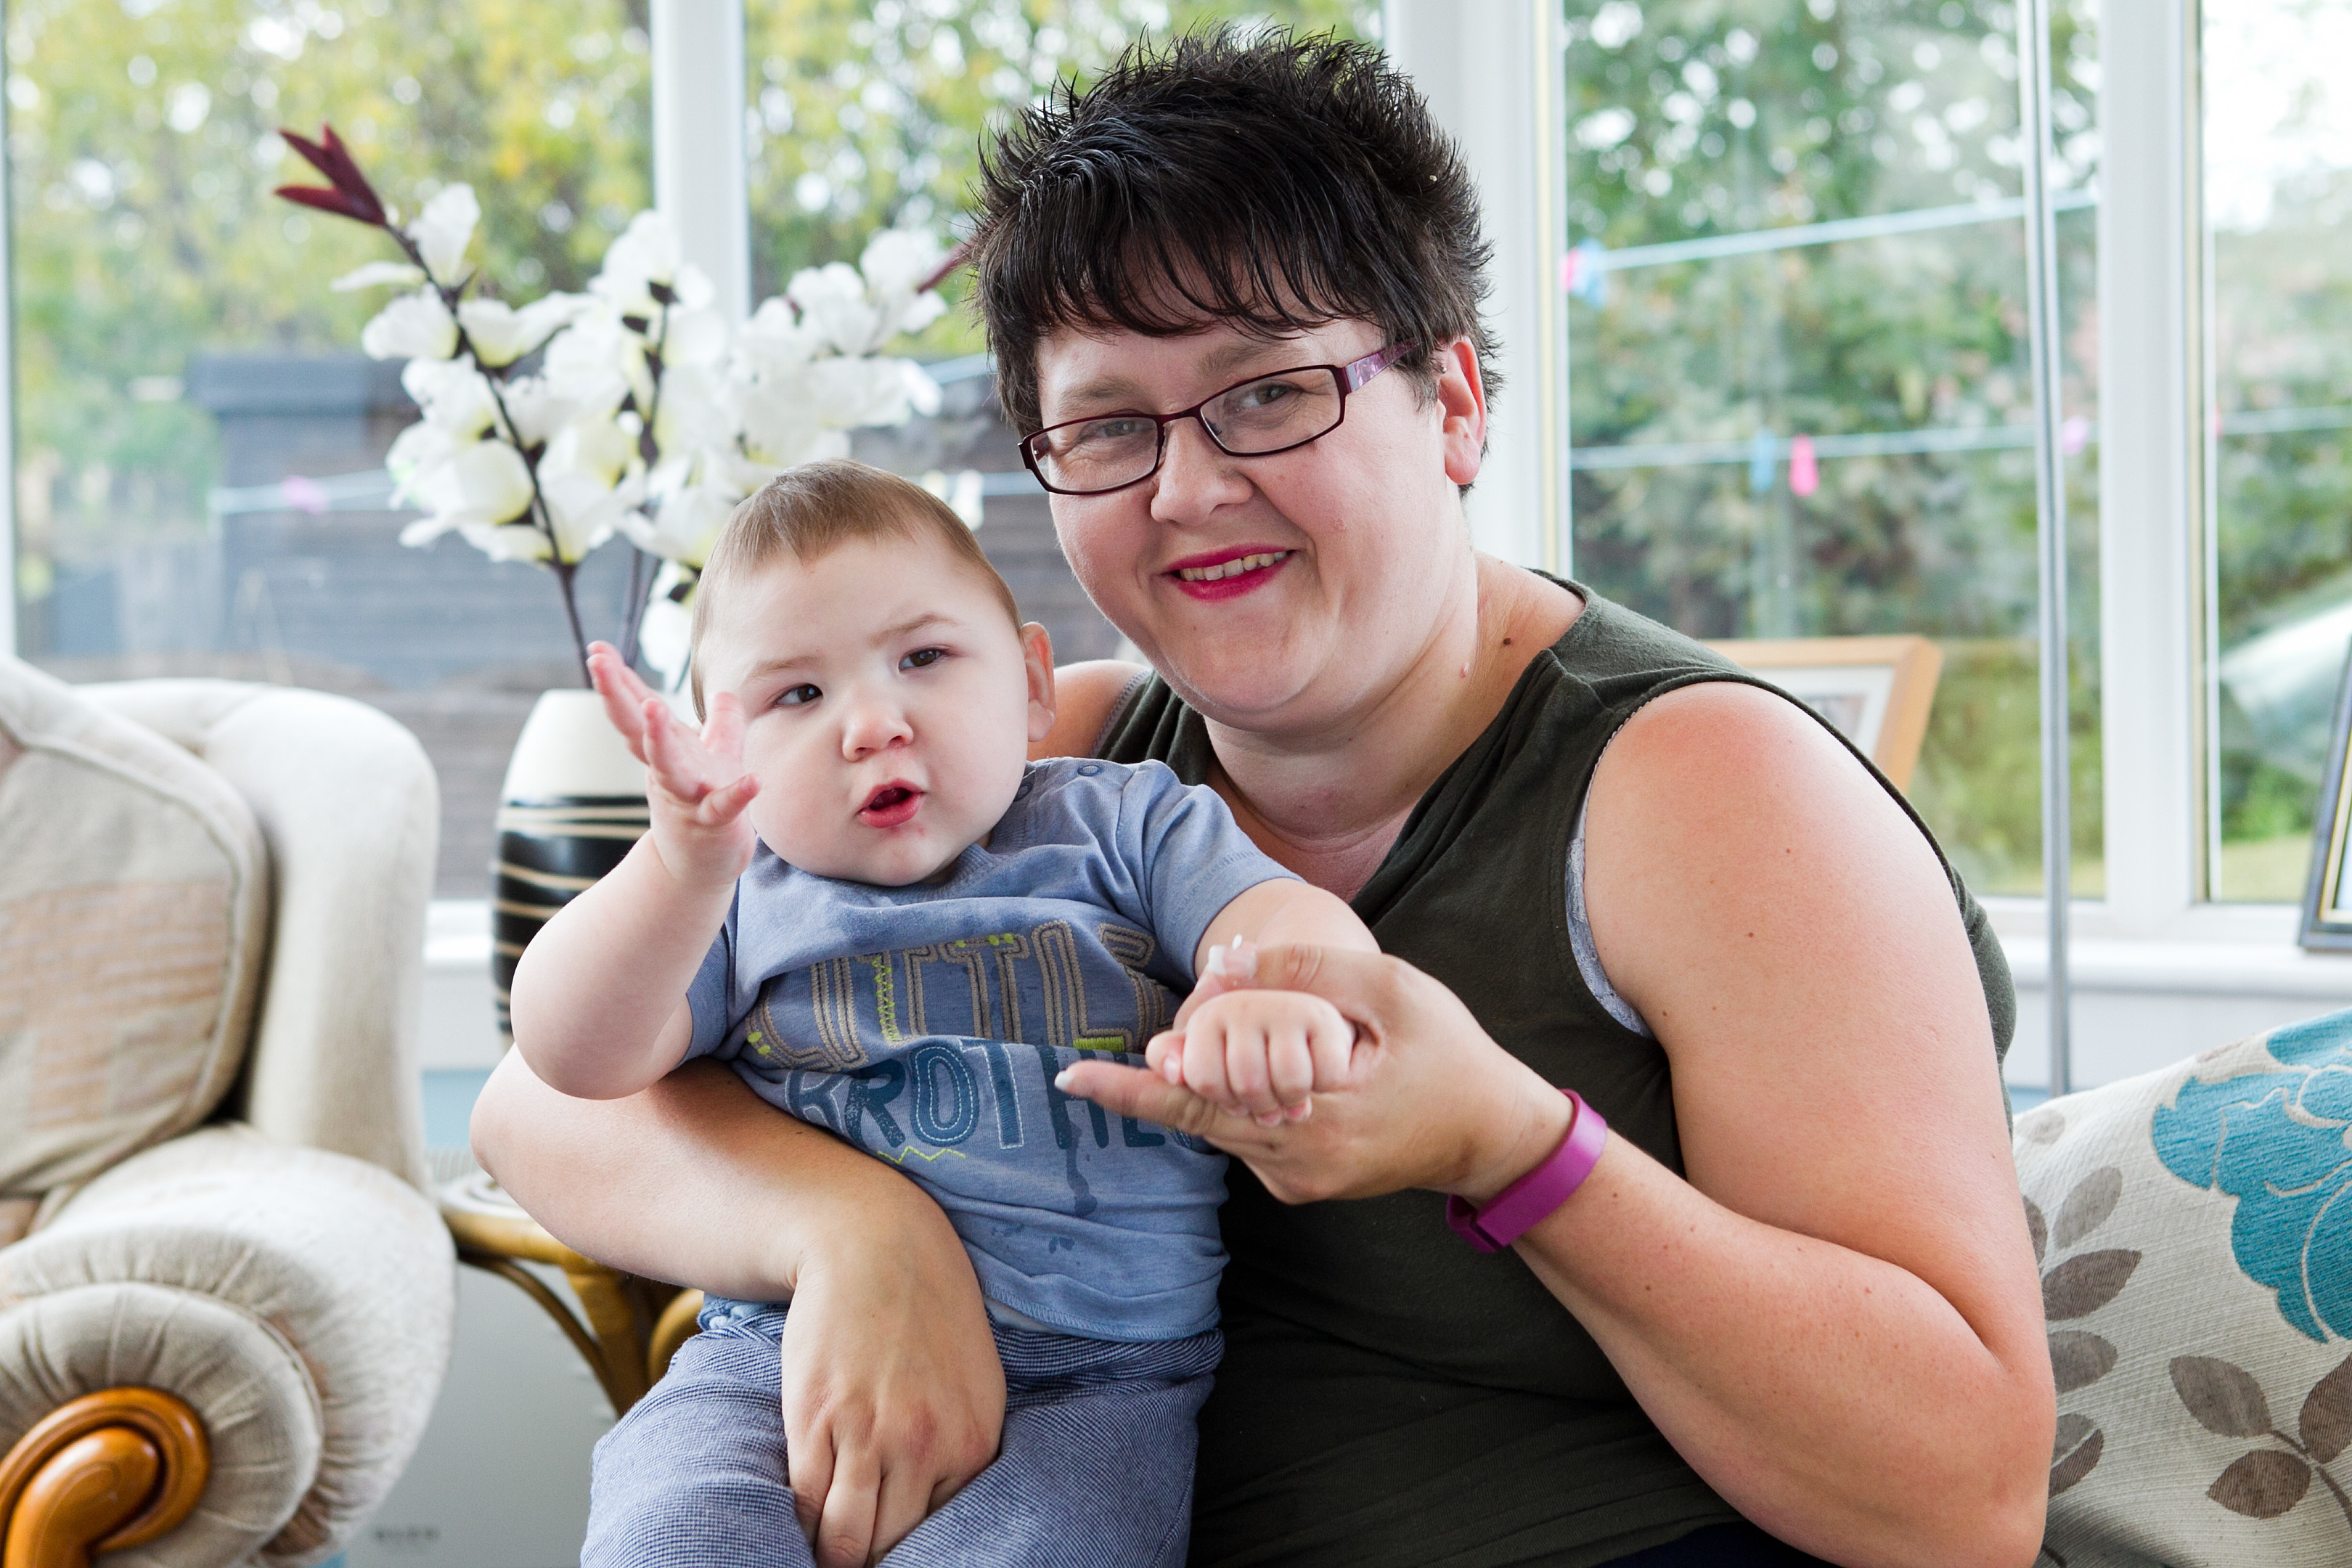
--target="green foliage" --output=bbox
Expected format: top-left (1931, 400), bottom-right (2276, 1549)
top-left (7, 0), bottom-right (651, 573)
top-left (1561, 0), bottom-right (2100, 891)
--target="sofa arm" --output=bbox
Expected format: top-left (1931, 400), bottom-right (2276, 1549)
top-left (0, 1127), bottom-right (456, 1567)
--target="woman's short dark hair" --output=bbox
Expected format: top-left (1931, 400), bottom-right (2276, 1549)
top-left (969, 28), bottom-right (1498, 437)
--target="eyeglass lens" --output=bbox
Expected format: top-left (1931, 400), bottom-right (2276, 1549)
top-left (1027, 367), bottom-right (1347, 494)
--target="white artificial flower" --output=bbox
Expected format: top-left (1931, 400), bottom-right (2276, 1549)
top-left (859, 229), bottom-right (951, 340)
top-left (499, 372), bottom-right (627, 449)
top-left (540, 465), bottom-right (644, 560)
top-left (456, 520), bottom-right (553, 563)
top-left (738, 398), bottom-right (852, 467)
top-left (624, 477), bottom-right (737, 568)
top-left (661, 305), bottom-right (730, 368)
top-left (788, 262), bottom-right (881, 356)
top-left (859, 227), bottom-right (946, 300)
top-left (593, 211), bottom-right (713, 315)
top-left (396, 438), bottom-right (538, 547)
top-left (806, 356), bottom-right (917, 428)
top-left (635, 590), bottom-right (694, 689)
top-left (409, 184), bottom-right (481, 285)
top-left (650, 362), bottom-right (738, 460)
top-left (385, 421), bottom-right (460, 507)
top-left (901, 359), bottom-right (942, 417)
top-left (458, 293), bottom-right (592, 367)
top-left (332, 260), bottom-right (427, 292)
top-left (401, 359), bottom-right (497, 438)
top-left (735, 296), bottom-right (822, 379)
top-left (541, 413), bottom-right (638, 491)
top-left (361, 289), bottom-right (458, 361)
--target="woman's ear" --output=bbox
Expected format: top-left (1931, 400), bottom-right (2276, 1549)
top-left (1022, 621), bottom-right (1058, 742)
top-left (1434, 337), bottom-right (1487, 488)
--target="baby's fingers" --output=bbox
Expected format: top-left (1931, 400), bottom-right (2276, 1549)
top-left (695, 771), bottom-right (761, 827)
top-left (1221, 1027), bottom-right (1289, 1124)
top-left (641, 697), bottom-right (716, 801)
top-left (587, 643), bottom-right (656, 760)
top-left (1306, 999), bottom-right (1359, 1092)
top-left (1265, 1025), bottom-right (1316, 1119)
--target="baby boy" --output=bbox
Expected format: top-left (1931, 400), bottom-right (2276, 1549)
top-left (508, 458), bottom-right (1376, 1567)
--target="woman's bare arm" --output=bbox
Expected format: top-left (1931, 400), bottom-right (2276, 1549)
top-left (1061, 682), bottom-right (2052, 1568)
top-left (470, 1052), bottom-right (1004, 1568)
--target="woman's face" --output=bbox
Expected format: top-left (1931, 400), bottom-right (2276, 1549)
top-left (1033, 317), bottom-right (1487, 735)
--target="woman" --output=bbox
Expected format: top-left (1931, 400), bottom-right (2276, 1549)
top-left (472, 31), bottom-right (2054, 1568)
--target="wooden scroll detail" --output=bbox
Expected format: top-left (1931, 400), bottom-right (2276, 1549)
top-left (0, 1389), bottom-right (208, 1568)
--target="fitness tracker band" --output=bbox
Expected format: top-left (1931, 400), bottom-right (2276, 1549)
top-left (1444, 1088), bottom-right (1609, 1253)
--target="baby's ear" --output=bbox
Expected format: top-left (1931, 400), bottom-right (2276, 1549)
top-left (1021, 621), bottom-right (1057, 742)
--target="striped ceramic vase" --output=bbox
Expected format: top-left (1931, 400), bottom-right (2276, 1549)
top-left (491, 690), bottom-right (651, 1040)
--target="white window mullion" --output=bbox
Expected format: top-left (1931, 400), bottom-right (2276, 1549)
top-left (650, 0), bottom-right (751, 324)
top-left (2094, 0), bottom-right (2201, 939)
top-left (0, 80), bottom-right (17, 659)
top-left (1384, 0), bottom-right (1563, 573)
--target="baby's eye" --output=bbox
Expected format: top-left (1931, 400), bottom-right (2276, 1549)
top-left (777, 682), bottom-right (822, 706)
top-left (900, 647), bottom-right (947, 671)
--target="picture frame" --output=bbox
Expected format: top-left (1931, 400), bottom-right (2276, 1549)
top-left (2299, 651), bottom-right (2352, 950)
top-left (1705, 634), bottom-right (1945, 791)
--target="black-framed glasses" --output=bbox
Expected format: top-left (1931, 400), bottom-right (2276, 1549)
top-left (1018, 341), bottom-right (1417, 497)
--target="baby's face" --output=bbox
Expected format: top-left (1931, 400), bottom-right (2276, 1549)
top-left (699, 533), bottom-right (1053, 886)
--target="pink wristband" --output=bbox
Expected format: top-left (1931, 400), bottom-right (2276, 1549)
top-left (1445, 1089), bottom-right (1608, 1253)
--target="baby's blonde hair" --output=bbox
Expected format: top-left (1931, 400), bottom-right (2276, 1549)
top-left (688, 459), bottom-right (1018, 718)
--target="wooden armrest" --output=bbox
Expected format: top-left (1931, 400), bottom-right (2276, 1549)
top-left (0, 1390), bottom-right (208, 1568)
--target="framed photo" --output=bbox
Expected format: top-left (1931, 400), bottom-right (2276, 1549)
top-left (2300, 653), bottom-right (2352, 950)
top-left (1705, 634), bottom-right (1945, 791)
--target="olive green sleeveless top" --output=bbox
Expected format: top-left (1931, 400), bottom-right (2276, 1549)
top-left (1096, 584), bottom-right (2015, 1568)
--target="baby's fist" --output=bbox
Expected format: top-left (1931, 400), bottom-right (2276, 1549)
top-left (1150, 987), bottom-right (1357, 1127)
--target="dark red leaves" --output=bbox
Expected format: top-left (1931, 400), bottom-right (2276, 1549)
top-left (274, 123), bottom-right (385, 228)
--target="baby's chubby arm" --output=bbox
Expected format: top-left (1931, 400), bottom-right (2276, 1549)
top-left (1153, 880), bottom-right (1379, 1127)
top-left (508, 644), bottom-right (761, 1101)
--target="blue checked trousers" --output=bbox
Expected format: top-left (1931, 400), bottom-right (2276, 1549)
top-left (583, 1299), bottom-right (1220, 1567)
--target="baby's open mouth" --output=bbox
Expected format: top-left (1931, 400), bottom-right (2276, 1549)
top-left (859, 784), bottom-right (922, 828)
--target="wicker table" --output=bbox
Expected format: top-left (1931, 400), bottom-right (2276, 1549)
top-left (437, 1168), bottom-right (704, 1416)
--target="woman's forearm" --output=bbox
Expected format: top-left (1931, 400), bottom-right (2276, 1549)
top-left (1517, 1135), bottom-right (2050, 1568)
top-left (470, 1050), bottom-right (963, 1296)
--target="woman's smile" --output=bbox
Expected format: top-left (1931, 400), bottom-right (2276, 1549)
top-left (1165, 545), bottom-right (1295, 601)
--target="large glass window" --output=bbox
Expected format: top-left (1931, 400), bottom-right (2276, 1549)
top-left (741, 0), bottom-right (1378, 666)
top-left (1561, 0), bottom-right (2099, 898)
top-left (2205, 0), bottom-right (2352, 902)
top-left (8, 0), bottom-right (652, 895)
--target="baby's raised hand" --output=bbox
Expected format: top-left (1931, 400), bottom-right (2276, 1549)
top-left (1146, 972), bottom-right (1357, 1127)
top-left (587, 642), bottom-right (759, 891)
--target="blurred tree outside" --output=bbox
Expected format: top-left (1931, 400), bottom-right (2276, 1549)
top-left (7, 0), bottom-right (654, 602)
top-left (743, 0), bottom-right (1378, 360)
top-left (1559, 0), bottom-right (2102, 897)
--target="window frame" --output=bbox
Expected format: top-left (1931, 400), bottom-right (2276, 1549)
top-left (1391, 0), bottom-right (2302, 952)
top-left (0, 0), bottom-right (2316, 968)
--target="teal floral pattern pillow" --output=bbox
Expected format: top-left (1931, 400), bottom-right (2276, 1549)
top-left (2018, 1012), bottom-right (2352, 1566)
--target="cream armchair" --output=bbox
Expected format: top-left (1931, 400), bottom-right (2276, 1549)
top-left (0, 661), bottom-right (457, 1567)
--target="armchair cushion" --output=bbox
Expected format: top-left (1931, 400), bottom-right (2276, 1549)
top-left (0, 658), bottom-right (268, 1225)
top-left (2020, 1009), bottom-right (2352, 1567)
top-left (0, 1125), bottom-right (457, 1567)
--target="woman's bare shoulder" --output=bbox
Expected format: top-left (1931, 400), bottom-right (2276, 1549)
top-left (1034, 659), bottom-right (1151, 760)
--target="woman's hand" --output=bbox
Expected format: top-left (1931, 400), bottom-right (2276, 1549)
top-left (1059, 944), bottom-right (1571, 1206)
top-left (777, 1182), bottom-right (1006, 1568)
top-left (471, 1054), bottom-right (1004, 1567)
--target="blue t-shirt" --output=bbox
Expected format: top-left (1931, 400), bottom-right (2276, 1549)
top-left (684, 757), bottom-right (1295, 1342)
